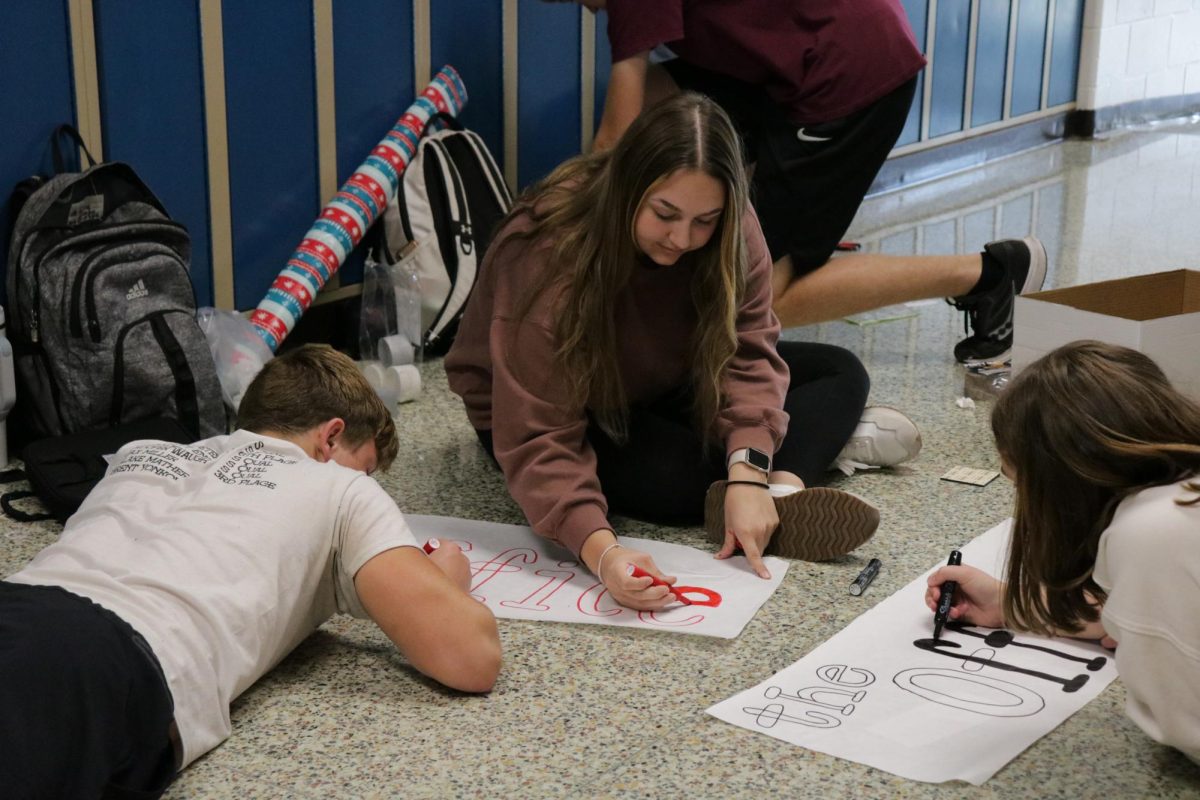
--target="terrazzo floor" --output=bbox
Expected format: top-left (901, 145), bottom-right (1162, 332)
top-left (4, 118), bottom-right (1200, 798)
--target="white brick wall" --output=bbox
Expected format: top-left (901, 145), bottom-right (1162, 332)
top-left (1077, 0), bottom-right (1200, 110)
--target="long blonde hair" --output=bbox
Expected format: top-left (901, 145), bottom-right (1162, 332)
top-left (991, 341), bottom-right (1200, 634)
top-left (503, 93), bottom-right (749, 442)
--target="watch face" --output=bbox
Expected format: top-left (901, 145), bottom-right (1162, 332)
top-left (747, 448), bottom-right (771, 471)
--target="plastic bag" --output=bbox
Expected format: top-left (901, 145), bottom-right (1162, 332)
top-left (197, 307), bottom-right (274, 411)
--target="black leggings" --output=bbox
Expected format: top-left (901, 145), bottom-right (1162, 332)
top-left (479, 340), bottom-right (868, 526)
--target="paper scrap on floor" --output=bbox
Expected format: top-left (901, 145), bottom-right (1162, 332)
top-left (706, 519), bottom-right (1117, 784)
top-left (940, 465), bottom-right (999, 486)
top-left (406, 514), bottom-right (788, 639)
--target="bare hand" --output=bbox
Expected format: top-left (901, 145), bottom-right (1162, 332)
top-left (428, 541), bottom-right (472, 593)
top-left (924, 564), bottom-right (1005, 628)
top-left (598, 547), bottom-right (678, 611)
top-left (714, 484), bottom-right (776, 579)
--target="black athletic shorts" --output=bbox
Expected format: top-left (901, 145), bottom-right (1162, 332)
top-left (0, 582), bottom-right (178, 799)
top-left (663, 60), bottom-right (918, 275)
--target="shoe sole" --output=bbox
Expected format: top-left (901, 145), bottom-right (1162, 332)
top-left (704, 483), bottom-right (880, 562)
top-left (1016, 236), bottom-right (1048, 295)
top-left (961, 354), bottom-right (1011, 368)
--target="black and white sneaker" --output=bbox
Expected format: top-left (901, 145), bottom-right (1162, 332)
top-left (949, 237), bottom-right (1047, 364)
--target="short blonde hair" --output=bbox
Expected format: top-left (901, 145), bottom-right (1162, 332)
top-left (237, 344), bottom-right (398, 471)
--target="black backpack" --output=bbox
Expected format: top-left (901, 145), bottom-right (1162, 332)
top-left (1, 415), bottom-right (196, 523)
top-left (376, 115), bottom-right (512, 355)
top-left (5, 125), bottom-right (224, 442)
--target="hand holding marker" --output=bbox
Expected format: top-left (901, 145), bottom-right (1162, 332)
top-left (933, 550), bottom-right (962, 640)
top-left (626, 564), bottom-right (722, 607)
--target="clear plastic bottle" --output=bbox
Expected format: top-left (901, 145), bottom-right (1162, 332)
top-left (358, 257), bottom-right (393, 363)
top-left (389, 251), bottom-right (424, 366)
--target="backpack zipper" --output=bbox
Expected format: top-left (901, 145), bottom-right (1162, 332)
top-left (28, 219), bottom-right (187, 344)
top-left (69, 242), bottom-right (184, 339)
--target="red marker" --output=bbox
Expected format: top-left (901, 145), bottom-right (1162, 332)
top-left (422, 538), bottom-right (440, 555)
top-left (627, 564), bottom-right (693, 605)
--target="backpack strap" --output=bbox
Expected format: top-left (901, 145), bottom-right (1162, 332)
top-left (0, 467), bottom-right (26, 485)
top-left (51, 124), bottom-right (98, 175)
top-left (149, 315), bottom-right (202, 439)
top-left (0, 469), bottom-right (54, 522)
top-left (423, 138), bottom-right (476, 348)
top-left (421, 111), bottom-right (464, 137)
top-left (0, 490), bottom-right (54, 523)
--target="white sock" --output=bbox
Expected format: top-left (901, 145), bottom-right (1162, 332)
top-left (768, 483), bottom-right (801, 498)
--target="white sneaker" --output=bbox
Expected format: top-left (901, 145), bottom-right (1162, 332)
top-left (831, 406), bottom-right (922, 476)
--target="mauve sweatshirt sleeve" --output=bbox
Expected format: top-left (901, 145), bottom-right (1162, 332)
top-left (486, 250), bottom-right (611, 558)
top-left (719, 206), bottom-right (790, 458)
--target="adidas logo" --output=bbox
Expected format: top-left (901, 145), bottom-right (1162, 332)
top-left (125, 279), bottom-right (150, 300)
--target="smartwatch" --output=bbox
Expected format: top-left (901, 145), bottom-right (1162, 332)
top-left (727, 447), bottom-right (771, 475)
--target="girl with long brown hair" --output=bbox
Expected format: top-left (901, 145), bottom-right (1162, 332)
top-left (446, 93), bottom-right (895, 610)
top-left (926, 340), bottom-right (1200, 761)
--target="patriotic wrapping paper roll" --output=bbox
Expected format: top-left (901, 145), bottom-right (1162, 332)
top-left (250, 65), bottom-right (467, 351)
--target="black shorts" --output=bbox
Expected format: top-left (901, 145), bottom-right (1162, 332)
top-left (0, 582), bottom-right (178, 800)
top-left (663, 61), bottom-right (917, 275)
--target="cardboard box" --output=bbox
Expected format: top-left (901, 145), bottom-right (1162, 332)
top-left (1013, 269), bottom-right (1200, 398)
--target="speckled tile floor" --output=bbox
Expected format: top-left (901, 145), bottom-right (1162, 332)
top-left (4, 120), bottom-right (1200, 798)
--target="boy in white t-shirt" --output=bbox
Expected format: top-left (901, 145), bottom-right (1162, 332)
top-left (0, 345), bottom-right (501, 798)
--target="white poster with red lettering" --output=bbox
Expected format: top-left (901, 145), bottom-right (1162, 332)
top-left (706, 519), bottom-right (1118, 784)
top-left (406, 515), bottom-right (788, 639)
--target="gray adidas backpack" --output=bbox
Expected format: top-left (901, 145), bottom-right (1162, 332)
top-left (6, 130), bottom-right (224, 441)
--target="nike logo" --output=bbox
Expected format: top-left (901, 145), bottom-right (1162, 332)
top-left (796, 127), bottom-right (833, 142)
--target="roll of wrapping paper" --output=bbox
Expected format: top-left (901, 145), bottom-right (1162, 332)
top-left (250, 66), bottom-right (467, 351)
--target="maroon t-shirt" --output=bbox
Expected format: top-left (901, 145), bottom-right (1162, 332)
top-left (605, 0), bottom-right (926, 124)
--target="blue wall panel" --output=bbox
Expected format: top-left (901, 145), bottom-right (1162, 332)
top-left (930, 0), bottom-right (970, 138)
top-left (0, 0), bottom-right (1091, 311)
top-left (1011, 0), bottom-right (1050, 116)
top-left (972, 0), bottom-right (1011, 127)
top-left (222, 1), bottom-right (320, 310)
top-left (897, 0), bottom-right (928, 146)
top-left (93, 1), bottom-right (213, 307)
top-left (517, 2), bottom-right (581, 189)
top-left (0, 3), bottom-right (77, 304)
top-left (594, 9), bottom-right (612, 136)
top-left (332, 0), bottom-right (413, 287)
top-left (431, 0), bottom-right (503, 164)
top-left (1049, 0), bottom-right (1084, 107)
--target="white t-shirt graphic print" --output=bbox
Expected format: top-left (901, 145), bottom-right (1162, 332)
top-left (9, 430), bottom-right (418, 766)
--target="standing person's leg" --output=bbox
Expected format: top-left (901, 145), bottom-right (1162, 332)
top-left (751, 77), bottom-right (1046, 363)
top-left (756, 77), bottom-right (986, 319)
top-left (0, 582), bottom-right (177, 799)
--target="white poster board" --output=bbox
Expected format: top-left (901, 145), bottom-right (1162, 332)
top-left (406, 515), bottom-right (788, 639)
top-left (707, 520), bottom-right (1118, 784)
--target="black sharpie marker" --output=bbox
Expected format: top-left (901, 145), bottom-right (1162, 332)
top-left (849, 558), bottom-right (882, 596)
top-left (932, 550), bottom-right (962, 641)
